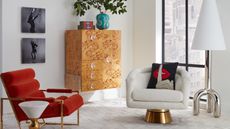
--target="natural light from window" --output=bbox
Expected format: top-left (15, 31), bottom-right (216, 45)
top-left (164, 0), bottom-right (204, 97)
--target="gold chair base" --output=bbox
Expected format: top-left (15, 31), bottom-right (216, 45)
top-left (145, 109), bottom-right (172, 124)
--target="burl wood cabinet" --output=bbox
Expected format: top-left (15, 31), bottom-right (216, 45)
top-left (65, 30), bottom-right (121, 92)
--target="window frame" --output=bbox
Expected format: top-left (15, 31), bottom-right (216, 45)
top-left (162, 0), bottom-right (206, 99)
top-left (162, 0), bottom-right (205, 69)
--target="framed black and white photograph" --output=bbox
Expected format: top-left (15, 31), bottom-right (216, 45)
top-left (21, 7), bottom-right (46, 33)
top-left (21, 38), bottom-right (45, 64)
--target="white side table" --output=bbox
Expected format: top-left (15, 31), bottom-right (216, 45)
top-left (19, 101), bottom-right (49, 129)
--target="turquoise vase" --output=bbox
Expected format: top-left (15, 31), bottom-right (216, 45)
top-left (96, 12), bottom-right (109, 30)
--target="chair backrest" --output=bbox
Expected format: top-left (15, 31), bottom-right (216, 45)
top-left (0, 68), bottom-right (45, 121)
top-left (1, 68), bottom-right (45, 98)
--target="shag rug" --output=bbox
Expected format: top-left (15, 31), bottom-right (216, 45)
top-left (3, 99), bottom-right (230, 129)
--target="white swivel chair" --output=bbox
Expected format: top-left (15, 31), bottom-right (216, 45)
top-left (126, 67), bottom-right (190, 124)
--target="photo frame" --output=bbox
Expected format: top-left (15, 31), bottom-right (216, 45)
top-left (21, 7), bottom-right (46, 33)
top-left (21, 38), bottom-right (45, 64)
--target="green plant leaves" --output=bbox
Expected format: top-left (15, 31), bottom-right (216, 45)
top-left (74, 1), bottom-right (90, 16)
top-left (73, 0), bottom-right (127, 16)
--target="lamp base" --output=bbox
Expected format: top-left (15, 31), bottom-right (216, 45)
top-left (193, 88), bottom-right (221, 118)
top-left (29, 118), bottom-right (40, 129)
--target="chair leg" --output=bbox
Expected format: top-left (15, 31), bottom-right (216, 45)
top-left (77, 110), bottom-right (80, 125)
top-left (0, 98), bottom-right (3, 129)
top-left (60, 100), bottom-right (64, 129)
top-left (40, 102), bottom-right (80, 128)
top-left (42, 118), bottom-right (45, 123)
top-left (39, 118), bottom-right (46, 128)
top-left (41, 109), bottom-right (79, 128)
top-left (17, 122), bottom-right (22, 129)
top-left (0, 98), bottom-right (21, 129)
top-left (26, 120), bottom-right (30, 124)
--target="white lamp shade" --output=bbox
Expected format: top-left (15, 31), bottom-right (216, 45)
top-left (192, 0), bottom-right (226, 50)
top-left (19, 101), bottom-right (49, 118)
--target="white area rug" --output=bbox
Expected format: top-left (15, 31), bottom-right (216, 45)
top-left (3, 99), bottom-right (230, 129)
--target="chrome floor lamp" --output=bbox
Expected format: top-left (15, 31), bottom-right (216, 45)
top-left (192, 0), bottom-right (226, 118)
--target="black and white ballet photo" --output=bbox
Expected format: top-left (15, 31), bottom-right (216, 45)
top-left (21, 38), bottom-right (45, 64)
top-left (21, 7), bottom-right (45, 33)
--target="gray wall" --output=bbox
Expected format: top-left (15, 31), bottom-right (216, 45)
top-left (133, 0), bottom-right (156, 68)
top-left (212, 0), bottom-right (230, 117)
top-left (0, 0), bottom-right (3, 97)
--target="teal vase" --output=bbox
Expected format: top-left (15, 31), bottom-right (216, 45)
top-left (96, 12), bottom-right (109, 30)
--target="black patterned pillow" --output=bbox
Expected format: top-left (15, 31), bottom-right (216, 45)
top-left (147, 62), bottom-right (178, 90)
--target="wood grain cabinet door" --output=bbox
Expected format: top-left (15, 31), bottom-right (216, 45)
top-left (82, 30), bottom-right (104, 61)
top-left (101, 30), bottom-right (121, 89)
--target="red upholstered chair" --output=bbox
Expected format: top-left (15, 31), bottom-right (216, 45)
top-left (0, 68), bottom-right (84, 129)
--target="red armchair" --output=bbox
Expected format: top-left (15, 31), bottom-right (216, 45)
top-left (0, 68), bottom-right (84, 129)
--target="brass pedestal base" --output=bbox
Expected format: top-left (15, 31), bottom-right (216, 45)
top-left (29, 118), bottom-right (40, 129)
top-left (145, 109), bottom-right (172, 124)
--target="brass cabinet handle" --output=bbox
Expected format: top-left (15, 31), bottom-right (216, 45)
top-left (90, 63), bottom-right (96, 69)
top-left (90, 35), bottom-right (96, 41)
top-left (106, 56), bottom-right (112, 63)
top-left (90, 72), bottom-right (95, 79)
top-left (90, 83), bottom-right (94, 89)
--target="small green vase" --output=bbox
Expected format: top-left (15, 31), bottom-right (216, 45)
top-left (96, 12), bottom-right (109, 30)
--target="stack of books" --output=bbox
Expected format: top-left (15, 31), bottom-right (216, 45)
top-left (78, 21), bottom-right (95, 30)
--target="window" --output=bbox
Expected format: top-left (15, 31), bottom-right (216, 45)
top-left (162, 0), bottom-right (204, 98)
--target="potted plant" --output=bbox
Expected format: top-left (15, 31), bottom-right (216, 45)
top-left (74, 0), bottom-right (127, 30)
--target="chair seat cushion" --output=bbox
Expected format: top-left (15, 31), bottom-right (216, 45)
top-left (132, 89), bottom-right (183, 102)
top-left (40, 94), bottom-right (84, 118)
